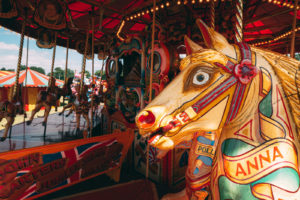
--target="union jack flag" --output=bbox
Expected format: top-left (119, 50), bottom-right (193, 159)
top-left (16, 138), bottom-right (118, 200)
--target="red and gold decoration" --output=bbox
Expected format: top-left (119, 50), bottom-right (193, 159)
top-left (36, 29), bottom-right (55, 49)
top-left (33, 0), bottom-right (67, 30)
top-left (0, 130), bottom-right (134, 199)
top-left (136, 19), bottom-right (300, 200)
top-left (0, 0), bottom-right (17, 19)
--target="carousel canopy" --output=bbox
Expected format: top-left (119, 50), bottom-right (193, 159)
top-left (0, 0), bottom-right (299, 54)
top-left (0, 70), bottom-right (13, 77)
top-left (0, 68), bottom-right (64, 87)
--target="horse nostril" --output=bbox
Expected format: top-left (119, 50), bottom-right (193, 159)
top-left (138, 110), bottom-right (156, 127)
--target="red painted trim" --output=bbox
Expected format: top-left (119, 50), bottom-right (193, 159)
top-left (197, 19), bottom-right (212, 48)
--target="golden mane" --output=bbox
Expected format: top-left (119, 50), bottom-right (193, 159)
top-left (253, 47), bottom-right (300, 140)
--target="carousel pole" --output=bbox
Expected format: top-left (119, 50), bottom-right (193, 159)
top-left (146, 0), bottom-right (157, 180)
top-left (22, 36), bottom-right (30, 137)
top-left (209, 0), bottom-right (215, 29)
top-left (90, 13), bottom-right (95, 137)
top-left (44, 32), bottom-right (57, 138)
top-left (62, 38), bottom-right (69, 134)
top-left (80, 25), bottom-right (90, 94)
top-left (234, 0), bottom-right (243, 43)
top-left (49, 32), bottom-right (57, 88)
top-left (11, 20), bottom-right (26, 101)
top-left (64, 39), bottom-right (69, 89)
top-left (100, 50), bottom-right (106, 77)
top-left (99, 47), bottom-right (107, 112)
top-left (290, 0), bottom-right (298, 58)
top-left (78, 18), bottom-right (90, 135)
top-left (9, 19), bottom-right (26, 139)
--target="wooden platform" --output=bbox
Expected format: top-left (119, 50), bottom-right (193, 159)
top-left (0, 107), bottom-right (102, 153)
top-left (57, 179), bottom-right (159, 200)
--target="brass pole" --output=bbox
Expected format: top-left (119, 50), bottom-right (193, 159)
top-left (11, 20), bottom-right (26, 101)
top-left (234, 0), bottom-right (243, 43)
top-left (210, 0), bottom-right (215, 29)
top-left (64, 39), bottom-right (69, 82)
top-left (90, 15), bottom-right (95, 137)
top-left (49, 32), bottom-right (57, 87)
top-left (23, 35), bottom-right (29, 135)
top-left (146, 0), bottom-right (157, 180)
top-left (290, 0), bottom-right (299, 58)
top-left (80, 26), bottom-right (90, 93)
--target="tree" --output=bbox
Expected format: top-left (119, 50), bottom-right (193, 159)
top-left (30, 66), bottom-right (45, 74)
top-left (0, 67), bottom-right (14, 71)
top-left (47, 67), bottom-right (64, 80)
top-left (20, 65), bottom-right (26, 71)
top-left (65, 68), bottom-right (74, 79)
top-left (95, 70), bottom-right (103, 77)
top-left (85, 71), bottom-right (91, 78)
top-left (295, 53), bottom-right (300, 61)
top-left (95, 70), bottom-right (106, 79)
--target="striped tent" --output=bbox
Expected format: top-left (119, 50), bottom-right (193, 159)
top-left (0, 68), bottom-right (65, 111)
top-left (0, 70), bottom-right (13, 77)
top-left (0, 68), bottom-right (64, 87)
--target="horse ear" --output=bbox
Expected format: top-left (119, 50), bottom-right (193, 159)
top-left (196, 19), bottom-right (235, 58)
top-left (184, 35), bottom-right (203, 55)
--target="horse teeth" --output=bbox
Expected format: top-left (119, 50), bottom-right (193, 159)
top-left (150, 135), bottom-right (161, 145)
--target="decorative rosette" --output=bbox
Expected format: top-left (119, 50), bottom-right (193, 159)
top-left (234, 59), bottom-right (258, 84)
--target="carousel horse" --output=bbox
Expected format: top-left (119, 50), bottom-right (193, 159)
top-left (26, 77), bottom-right (73, 126)
top-left (73, 84), bottom-right (90, 132)
top-left (59, 84), bottom-right (104, 117)
top-left (0, 85), bottom-right (26, 141)
top-left (136, 19), bottom-right (300, 200)
top-left (58, 93), bottom-right (76, 117)
top-left (60, 84), bottom-right (90, 132)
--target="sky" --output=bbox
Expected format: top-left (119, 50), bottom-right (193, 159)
top-left (0, 27), bottom-right (104, 75)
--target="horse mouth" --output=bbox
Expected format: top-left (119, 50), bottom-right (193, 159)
top-left (142, 127), bottom-right (165, 145)
top-left (143, 122), bottom-right (178, 146)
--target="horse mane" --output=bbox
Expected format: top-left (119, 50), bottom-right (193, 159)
top-left (253, 47), bottom-right (300, 140)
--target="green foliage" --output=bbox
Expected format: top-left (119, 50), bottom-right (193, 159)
top-left (20, 65), bottom-right (26, 71)
top-left (0, 67), bottom-right (14, 71)
top-left (95, 70), bottom-right (106, 79)
top-left (295, 53), bottom-right (300, 61)
top-left (30, 66), bottom-right (45, 74)
top-left (85, 70), bottom-right (91, 78)
top-left (65, 68), bottom-right (74, 79)
top-left (95, 70), bottom-right (101, 77)
top-left (47, 67), bottom-right (64, 80)
top-left (47, 67), bottom-right (75, 81)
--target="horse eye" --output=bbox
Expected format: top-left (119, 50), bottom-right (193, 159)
top-left (192, 71), bottom-right (210, 85)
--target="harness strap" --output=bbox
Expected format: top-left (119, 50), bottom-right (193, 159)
top-left (162, 43), bottom-right (257, 131)
top-left (221, 43), bottom-right (256, 124)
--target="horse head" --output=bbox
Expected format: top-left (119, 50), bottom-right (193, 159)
top-left (66, 77), bottom-right (74, 86)
top-left (136, 19), bottom-right (259, 150)
top-left (63, 77), bottom-right (74, 96)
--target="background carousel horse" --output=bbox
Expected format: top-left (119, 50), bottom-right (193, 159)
top-left (0, 85), bottom-right (26, 141)
top-left (60, 84), bottom-right (91, 132)
top-left (136, 19), bottom-right (300, 200)
top-left (59, 84), bottom-right (103, 117)
top-left (26, 77), bottom-right (73, 126)
top-left (74, 84), bottom-right (90, 132)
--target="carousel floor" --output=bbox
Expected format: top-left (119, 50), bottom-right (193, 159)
top-left (56, 179), bottom-right (159, 200)
top-left (0, 107), bottom-right (103, 153)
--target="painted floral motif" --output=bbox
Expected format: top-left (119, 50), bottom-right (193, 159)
top-left (234, 59), bottom-right (258, 84)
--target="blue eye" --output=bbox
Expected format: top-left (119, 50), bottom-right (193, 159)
top-left (193, 71), bottom-right (210, 85)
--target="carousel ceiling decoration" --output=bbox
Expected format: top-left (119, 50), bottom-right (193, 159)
top-left (0, 0), bottom-right (298, 54)
top-left (0, 0), bottom-right (17, 18)
top-left (33, 0), bottom-right (67, 30)
top-left (36, 28), bottom-right (55, 48)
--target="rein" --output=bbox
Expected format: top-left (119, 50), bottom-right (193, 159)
top-left (163, 43), bottom-right (258, 132)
